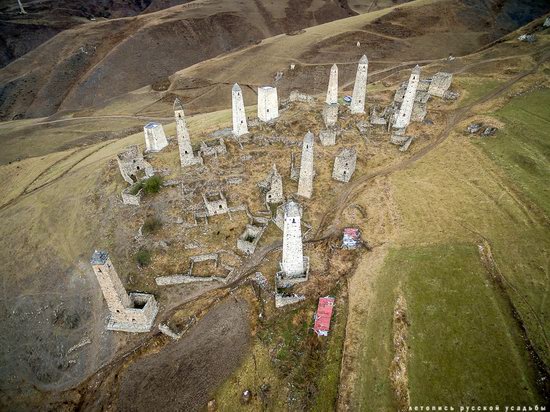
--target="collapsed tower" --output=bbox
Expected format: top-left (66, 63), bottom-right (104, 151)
top-left (143, 122), bottom-right (168, 152)
top-left (258, 86), bottom-right (279, 122)
top-left (258, 164), bottom-right (284, 204)
top-left (326, 64), bottom-right (338, 105)
top-left (393, 65), bottom-right (421, 130)
top-left (297, 131), bottom-right (315, 199)
top-left (174, 98), bottom-right (203, 167)
top-left (90, 250), bottom-right (158, 333)
top-left (332, 147), bottom-right (357, 183)
top-left (232, 83), bottom-right (249, 136)
top-left (350, 55), bottom-right (369, 114)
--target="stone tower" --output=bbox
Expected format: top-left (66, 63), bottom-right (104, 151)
top-left (332, 147), bottom-right (357, 183)
top-left (393, 65), bottom-right (421, 130)
top-left (90, 250), bottom-right (158, 333)
top-left (174, 98), bottom-right (202, 167)
top-left (297, 131), bottom-right (314, 199)
top-left (258, 86), bottom-right (279, 122)
top-left (258, 164), bottom-right (283, 204)
top-left (281, 200), bottom-right (305, 277)
top-left (143, 122), bottom-right (168, 152)
top-left (232, 83), bottom-right (248, 136)
top-left (350, 55), bottom-right (369, 114)
top-left (326, 64), bottom-right (338, 104)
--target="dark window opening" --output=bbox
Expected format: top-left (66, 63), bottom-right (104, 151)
top-left (292, 218), bottom-right (296, 223)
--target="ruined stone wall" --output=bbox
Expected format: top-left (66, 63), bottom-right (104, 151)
top-left (203, 191), bottom-right (228, 216)
top-left (281, 201), bottom-right (305, 276)
top-left (297, 132), bottom-right (314, 199)
top-left (117, 145), bottom-right (154, 184)
top-left (393, 65), bottom-right (421, 130)
top-left (232, 83), bottom-right (248, 136)
top-left (332, 147), bottom-right (357, 183)
top-left (144, 122), bottom-right (168, 152)
top-left (257, 86), bottom-right (279, 122)
top-left (323, 103), bottom-right (338, 128)
top-left (350, 55), bottom-right (369, 114)
top-left (428, 72), bottom-right (453, 97)
top-left (265, 165), bottom-right (283, 204)
top-left (319, 129), bottom-right (336, 146)
top-left (326, 64), bottom-right (338, 104)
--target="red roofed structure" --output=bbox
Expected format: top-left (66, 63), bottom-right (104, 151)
top-left (313, 296), bottom-right (335, 336)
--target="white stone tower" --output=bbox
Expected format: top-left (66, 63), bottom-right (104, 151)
top-left (143, 122), bottom-right (168, 152)
top-left (281, 200), bottom-right (305, 277)
top-left (350, 55), bottom-right (369, 114)
top-left (326, 64), bottom-right (338, 104)
top-left (232, 83), bottom-right (248, 136)
top-left (174, 98), bottom-right (202, 167)
top-left (258, 86), bottom-right (279, 122)
top-left (393, 65), bottom-right (421, 130)
top-left (90, 250), bottom-right (158, 333)
top-left (297, 131), bottom-right (314, 199)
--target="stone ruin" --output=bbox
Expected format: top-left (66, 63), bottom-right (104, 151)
top-left (155, 252), bottom-right (233, 286)
top-left (117, 145), bottom-right (154, 185)
top-left (258, 164), bottom-right (284, 205)
top-left (232, 83), bottom-right (249, 137)
top-left (203, 191), bottom-right (229, 217)
top-left (428, 72), bottom-right (453, 98)
top-left (319, 129), bottom-right (337, 146)
top-left (289, 90), bottom-right (315, 103)
top-left (350, 54), bottom-right (369, 114)
top-left (174, 98), bottom-right (203, 167)
top-left (326, 64), bottom-right (338, 104)
top-left (370, 106), bottom-right (387, 125)
top-left (258, 86), bottom-right (279, 122)
top-left (332, 147), bottom-right (357, 183)
top-left (237, 217), bottom-right (268, 255)
top-left (200, 138), bottom-right (227, 157)
top-left (143, 121), bottom-right (168, 152)
top-left (297, 131), bottom-right (315, 199)
top-left (323, 103), bottom-right (338, 128)
top-left (90, 250), bottom-right (158, 333)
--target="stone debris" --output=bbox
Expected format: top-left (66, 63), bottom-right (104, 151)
top-left (443, 90), bottom-right (460, 100)
top-left (121, 186), bottom-right (142, 206)
top-left (67, 337), bottom-right (91, 354)
top-left (544, 17), bottom-right (550, 28)
top-left (482, 127), bottom-right (498, 136)
top-left (200, 138), bottom-right (227, 157)
top-left (399, 137), bottom-right (414, 152)
top-left (252, 272), bottom-right (270, 290)
top-left (158, 323), bottom-right (183, 340)
top-left (467, 123), bottom-right (482, 134)
top-left (370, 106), bottom-right (387, 125)
top-left (332, 147), bottom-right (357, 183)
top-left (290, 152), bottom-right (299, 181)
top-left (428, 72), bottom-right (453, 97)
top-left (289, 90), bottom-right (315, 103)
top-left (411, 102), bottom-right (427, 122)
top-left (356, 120), bottom-right (369, 134)
top-left (275, 293), bottom-right (306, 308)
top-left (155, 274), bottom-right (226, 286)
top-left (319, 129), bottom-right (337, 146)
top-left (390, 134), bottom-right (411, 145)
top-left (518, 34), bottom-right (536, 43)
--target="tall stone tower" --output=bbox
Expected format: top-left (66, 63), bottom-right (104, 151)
top-left (232, 83), bottom-right (248, 136)
top-left (90, 250), bottom-right (158, 333)
top-left (326, 64), bottom-right (338, 104)
top-left (144, 122), bottom-right (168, 152)
top-left (297, 131), bottom-right (314, 199)
top-left (258, 86), bottom-right (279, 122)
top-left (350, 55), bottom-right (369, 114)
top-left (174, 98), bottom-right (202, 167)
top-left (393, 65), bottom-right (421, 130)
top-left (281, 200), bottom-right (305, 277)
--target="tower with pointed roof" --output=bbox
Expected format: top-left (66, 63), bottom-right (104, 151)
top-left (174, 98), bottom-right (203, 167)
top-left (350, 55), bottom-right (369, 114)
top-left (232, 83), bottom-right (248, 137)
top-left (326, 64), bottom-right (339, 105)
top-left (393, 65), bottom-right (421, 130)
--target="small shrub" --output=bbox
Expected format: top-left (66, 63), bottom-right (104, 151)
top-left (128, 182), bottom-right (142, 195)
top-left (142, 175), bottom-right (163, 195)
top-left (136, 248), bottom-right (152, 267)
top-left (143, 216), bottom-right (162, 235)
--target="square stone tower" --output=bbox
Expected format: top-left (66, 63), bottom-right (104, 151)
top-left (174, 98), bottom-right (203, 167)
top-left (258, 164), bottom-right (284, 204)
top-left (332, 147), bottom-right (357, 183)
top-left (232, 83), bottom-right (249, 136)
top-left (393, 65), bottom-right (421, 130)
top-left (326, 64), bottom-right (338, 105)
top-left (323, 103), bottom-right (338, 128)
top-left (143, 122), bottom-right (168, 152)
top-left (258, 86), bottom-right (279, 122)
top-left (297, 131), bottom-right (315, 199)
top-left (90, 250), bottom-right (158, 333)
top-left (280, 200), bottom-right (308, 278)
top-left (350, 55), bottom-right (369, 114)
